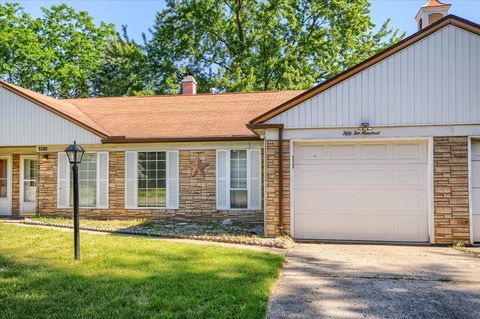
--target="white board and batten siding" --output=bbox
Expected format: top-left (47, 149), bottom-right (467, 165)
top-left (267, 25), bottom-right (480, 130)
top-left (0, 87), bottom-right (102, 146)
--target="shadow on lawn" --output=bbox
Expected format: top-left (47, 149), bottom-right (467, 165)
top-left (0, 245), bottom-right (280, 319)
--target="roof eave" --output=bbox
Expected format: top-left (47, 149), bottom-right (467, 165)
top-left (0, 81), bottom-right (109, 139)
top-left (102, 135), bottom-right (261, 144)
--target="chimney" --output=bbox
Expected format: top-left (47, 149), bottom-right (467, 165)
top-left (181, 73), bottom-right (197, 95)
top-left (416, 0), bottom-right (451, 30)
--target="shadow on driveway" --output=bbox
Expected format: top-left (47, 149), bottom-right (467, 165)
top-left (268, 244), bottom-right (480, 319)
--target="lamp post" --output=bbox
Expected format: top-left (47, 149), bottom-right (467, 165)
top-left (65, 141), bottom-right (85, 260)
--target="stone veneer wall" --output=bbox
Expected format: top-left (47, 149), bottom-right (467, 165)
top-left (36, 150), bottom-right (263, 224)
top-left (11, 154), bottom-right (20, 217)
top-left (434, 136), bottom-right (470, 244)
top-left (265, 140), bottom-right (290, 237)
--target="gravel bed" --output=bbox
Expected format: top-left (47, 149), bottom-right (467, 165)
top-left (21, 219), bottom-right (295, 249)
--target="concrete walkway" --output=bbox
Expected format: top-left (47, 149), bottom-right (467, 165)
top-left (268, 243), bottom-right (480, 319)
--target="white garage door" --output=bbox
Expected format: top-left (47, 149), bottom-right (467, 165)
top-left (293, 141), bottom-right (429, 242)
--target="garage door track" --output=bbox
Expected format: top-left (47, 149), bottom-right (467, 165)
top-left (268, 244), bottom-right (480, 319)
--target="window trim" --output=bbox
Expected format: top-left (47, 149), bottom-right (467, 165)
top-left (229, 150), bottom-right (249, 210)
top-left (126, 150), bottom-right (178, 210)
top-left (58, 151), bottom-right (108, 210)
top-left (220, 149), bottom-right (261, 211)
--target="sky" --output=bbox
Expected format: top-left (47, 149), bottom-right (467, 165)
top-left (1, 0), bottom-right (480, 42)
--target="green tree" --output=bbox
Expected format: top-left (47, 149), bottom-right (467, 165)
top-left (93, 26), bottom-right (153, 97)
top-left (0, 3), bottom-right (45, 92)
top-left (147, 0), bottom-right (405, 93)
top-left (0, 3), bottom-right (115, 98)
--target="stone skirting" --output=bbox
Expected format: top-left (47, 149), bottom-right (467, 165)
top-left (434, 137), bottom-right (470, 244)
top-left (265, 140), bottom-right (291, 237)
top-left (36, 151), bottom-right (263, 224)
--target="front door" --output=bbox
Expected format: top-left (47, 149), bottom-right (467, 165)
top-left (20, 157), bottom-right (37, 214)
top-left (0, 156), bottom-right (12, 216)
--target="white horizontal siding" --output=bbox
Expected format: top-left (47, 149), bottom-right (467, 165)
top-left (0, 87), bottom-right (102, 146)
top-left (267, 25), bottom-right (480, 128)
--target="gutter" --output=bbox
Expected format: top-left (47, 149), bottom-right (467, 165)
top-left (102, 135), bottom-right (261, 143)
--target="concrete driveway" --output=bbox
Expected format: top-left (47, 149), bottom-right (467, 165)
top-left (268, 244), bottom-right (480, 319)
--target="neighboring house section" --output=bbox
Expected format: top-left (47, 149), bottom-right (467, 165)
top-left (250, 13), bottom-right (480, 244)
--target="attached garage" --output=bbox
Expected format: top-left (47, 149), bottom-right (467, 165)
top-left (253, 15), bottom-right (479, 244)
top-left (292, 141), bottom-right (430, 242)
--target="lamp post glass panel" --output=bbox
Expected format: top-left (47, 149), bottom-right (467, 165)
top-left (65, 141), bottom-right (85, 260)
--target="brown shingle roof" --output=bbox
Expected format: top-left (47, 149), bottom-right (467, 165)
top-left (67, 91), bottom-right (303, 142)
top-left (1, 80), bottom-right (302, 141)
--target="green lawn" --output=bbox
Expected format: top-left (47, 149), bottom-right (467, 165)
top-left (0, 224), bottom-right (283, 319)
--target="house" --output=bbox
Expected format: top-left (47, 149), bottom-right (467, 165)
top-left (0, 1), bottom-right (479, 244)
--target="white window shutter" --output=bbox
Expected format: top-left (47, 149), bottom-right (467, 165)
top-left (166, 151), bottom-right (179, 209)
top-left (57, 152), bottom-right (70, 208)
top-left (216, 150), bottom-right (229, 210)
top-left (248, 149), bottom-right (262, 210)
top-left (97, 152), bottom-right (109, 208)
top-left (125, 151), bottom-right (137, 209)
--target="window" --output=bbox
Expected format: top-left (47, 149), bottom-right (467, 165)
top-left (70, 153), bottom-right (97, 207)
top-left (216, 149), bottom-right (261, 210)
top-left (125, 150), bottom-right (178, 209)
top-left (230, 150), bottom-right (248, 208)
top-left (137, 152), bottom-right (166, 207)
top-left (57, 152), bottom-right (109, 209)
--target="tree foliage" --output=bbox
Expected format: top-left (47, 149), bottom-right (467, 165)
top-left (147, 0), bottom-right (405, 93)
top-left (93, 26), bottom-right (153, 97)
top-left (1, 1), bottom-right (405, 97)
top-left (0, 3), bottom-right (115, 98)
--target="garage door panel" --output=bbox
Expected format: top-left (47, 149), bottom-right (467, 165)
top-left (293, 141), bottom-right (429, 242)
top-left (361, 144), bottom-right (388, 160)
top-left (393, 167), bottom-right (425, 186)
top-left (393, 143), bottom-right (425, 160)
top-left (330, 144), bottom-right (356, 160)
top-left (295, 214), bottom-right (428, 241)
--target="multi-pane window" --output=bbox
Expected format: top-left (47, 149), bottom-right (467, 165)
top-left (70, 153), bottom-right (97, 207)
top-left (137, 152), bottom-right (166, 207)
top-left (230, 150), bottom-right (248, 209)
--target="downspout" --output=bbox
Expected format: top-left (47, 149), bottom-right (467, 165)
top-left (278, 127), bottom-right (284, 235)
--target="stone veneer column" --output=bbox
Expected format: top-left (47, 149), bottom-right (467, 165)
top-left (434, 136), bottom-right (470, 244)
top-left (265, 140), bottom-right (290, 237)
top-left (11, 154), bottom-right (20, 217)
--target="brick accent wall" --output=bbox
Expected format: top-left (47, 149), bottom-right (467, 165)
top-left (36, 150), bottom-right (263, 224)
top-left (434, 137), bottom-right (470, 244)
top-left (265, 140), bottom-right (290, 237)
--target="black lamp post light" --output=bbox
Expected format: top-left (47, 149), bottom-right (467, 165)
top-left (65, 141), bottom-right (85, 260)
